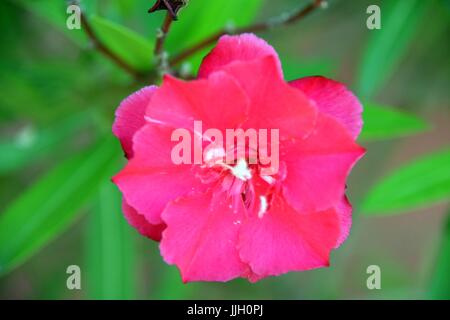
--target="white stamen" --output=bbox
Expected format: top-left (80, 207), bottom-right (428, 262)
top-left (260, 175), bottom-right (275, 185)
top-left (258, 196), bottom-right (268, 218)
top-left (231, 158), bottom-right (252, 181)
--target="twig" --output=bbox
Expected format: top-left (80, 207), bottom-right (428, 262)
top-left (70, 0), bottom-right (142, 80)
top-left (154, 12), bottom-right (174, 74)
top-left (80, 16), bottom-right (142, 79)
top-left (169, 0), bottom-right (326, 67)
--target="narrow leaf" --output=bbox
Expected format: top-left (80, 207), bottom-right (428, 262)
top-left (360, 103), bottom-right (428, 141)
top-left (362, 149), bottom-right (450, 215)
top-left (0, 112), bottom-right (92, 174)
top-left (0, 136), bottom-right (119, 275)
top-left (168, 0), bottom-right (263, 71)
top-left (155, 267), bottom-right (193, 299)
top-left (430, 213), bottom-right (450, 299)
top-left (85, 179), bottom-right (136, 299)
top-left (281, 58), bottom-right (336, 81)
top-left (357, 0), bottom-right (430, 98)
top-left (89, 15), bottom-right (154, 71)
top-left (0, 60), bottom-right (98, 124)
top-left (15, 0), bottom-right (87, 46)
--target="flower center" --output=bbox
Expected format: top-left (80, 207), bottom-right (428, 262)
top-left (214, 158), bottom-right (252, 181)
top-left (230, 158), bottom-right (252, 181)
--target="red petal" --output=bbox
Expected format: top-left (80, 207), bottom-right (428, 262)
top-left (219, 56), bottom-right (317, 139)
top-left (145, 72), bottom-right (249, 132)
top-left (282, 113), bottom-right (365, 213)
top-left (122, 200), bottom-right (165, 241)
top-left (198, 33), bottom-right (283, 79)
top-left (290, 76), bottom-right (363, 138)
top-left (238, 194), bottom-right (340, 279)
top-left (113, 86), bottom-right (157, 158)
top-left (113, 124), bottom-right (208, 225)
top-left (334, 196), bottom-right (352, 248)
top-left (160, 191), bottom-right (248, 283)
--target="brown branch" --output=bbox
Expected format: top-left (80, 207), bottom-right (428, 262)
top-left (154, 12), bottom-right (174, 74)
top-left (75, 5), bottom-right (143, 80)
top-left (169, 0), bottom-right (326, 67)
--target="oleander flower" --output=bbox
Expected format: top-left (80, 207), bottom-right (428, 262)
top-left (112, 33), bottom-right (365, 282)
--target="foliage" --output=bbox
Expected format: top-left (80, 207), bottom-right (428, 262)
top-left (0, 0), bottom-right (448, 299)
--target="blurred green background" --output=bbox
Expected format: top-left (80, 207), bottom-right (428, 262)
top-left (0, 0), bottom-right (449, 299)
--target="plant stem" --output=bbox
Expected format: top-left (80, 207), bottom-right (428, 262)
top-left (169, 0), bottom-right (326, 67)
top-left (79, 12), bottom-right (143, 80)
top-left (154, 12), bottom-right (174, 75)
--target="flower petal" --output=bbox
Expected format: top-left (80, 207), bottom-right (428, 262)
top-left (290, 76), bottom-right (363, 138)
top-left (113, 86), bottom-right (157, 158)
top-left (282, 113), bottom-right (365, 212)
top-left (122, 200), bottom-right (165, 241)
top-left (160, 191), bottom-right (249, 283)
top-left (238, 194), bottom-right (340, 278)
top-left (334, 196), bottom-right (352, 248)
top-left (218, 56), bottom-right (317, 139)
top-left (145, 72), bottom-right (249, 132)
top-left (113, 124), bottom-right (207, 225)
top-left (198, 33), bottom-right (283, 79)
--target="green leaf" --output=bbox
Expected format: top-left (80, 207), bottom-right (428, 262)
top-left (167, 0), bottom-right (263, 71)
top-left (357, 0), bottom-right (431, 98)
top-left (89, 15), bottom-right (154, 71)
top-left (360, 103), bottom-right (428, 141)
top-left (85, 179), bottom-right (136, 299)
top-left (0, 61), bottom-right (94, 123)
top-left (15, 0), bottom-right (87, 46)
top-left (16, 1), bottom-right (154, 71)
top-left (0, 71), bottom-right (62, 123)
top-left (281, 58), bottom-right (336, 81)
top-left (362, 149), bottom-right (450, 215)
top-left (0, 136), bottom-right (119, 275)
top-left (430, 213), bottom-right (450, 299)
top-left (0, 2), bottom-right (24, 61)
top-left (154, 267), bottom-right (194, 299)
top-left (0, 112), bottom-right (92, 174)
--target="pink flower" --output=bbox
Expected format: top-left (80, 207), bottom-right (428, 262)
top-left (112, 34), bottom-right (365, 282)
